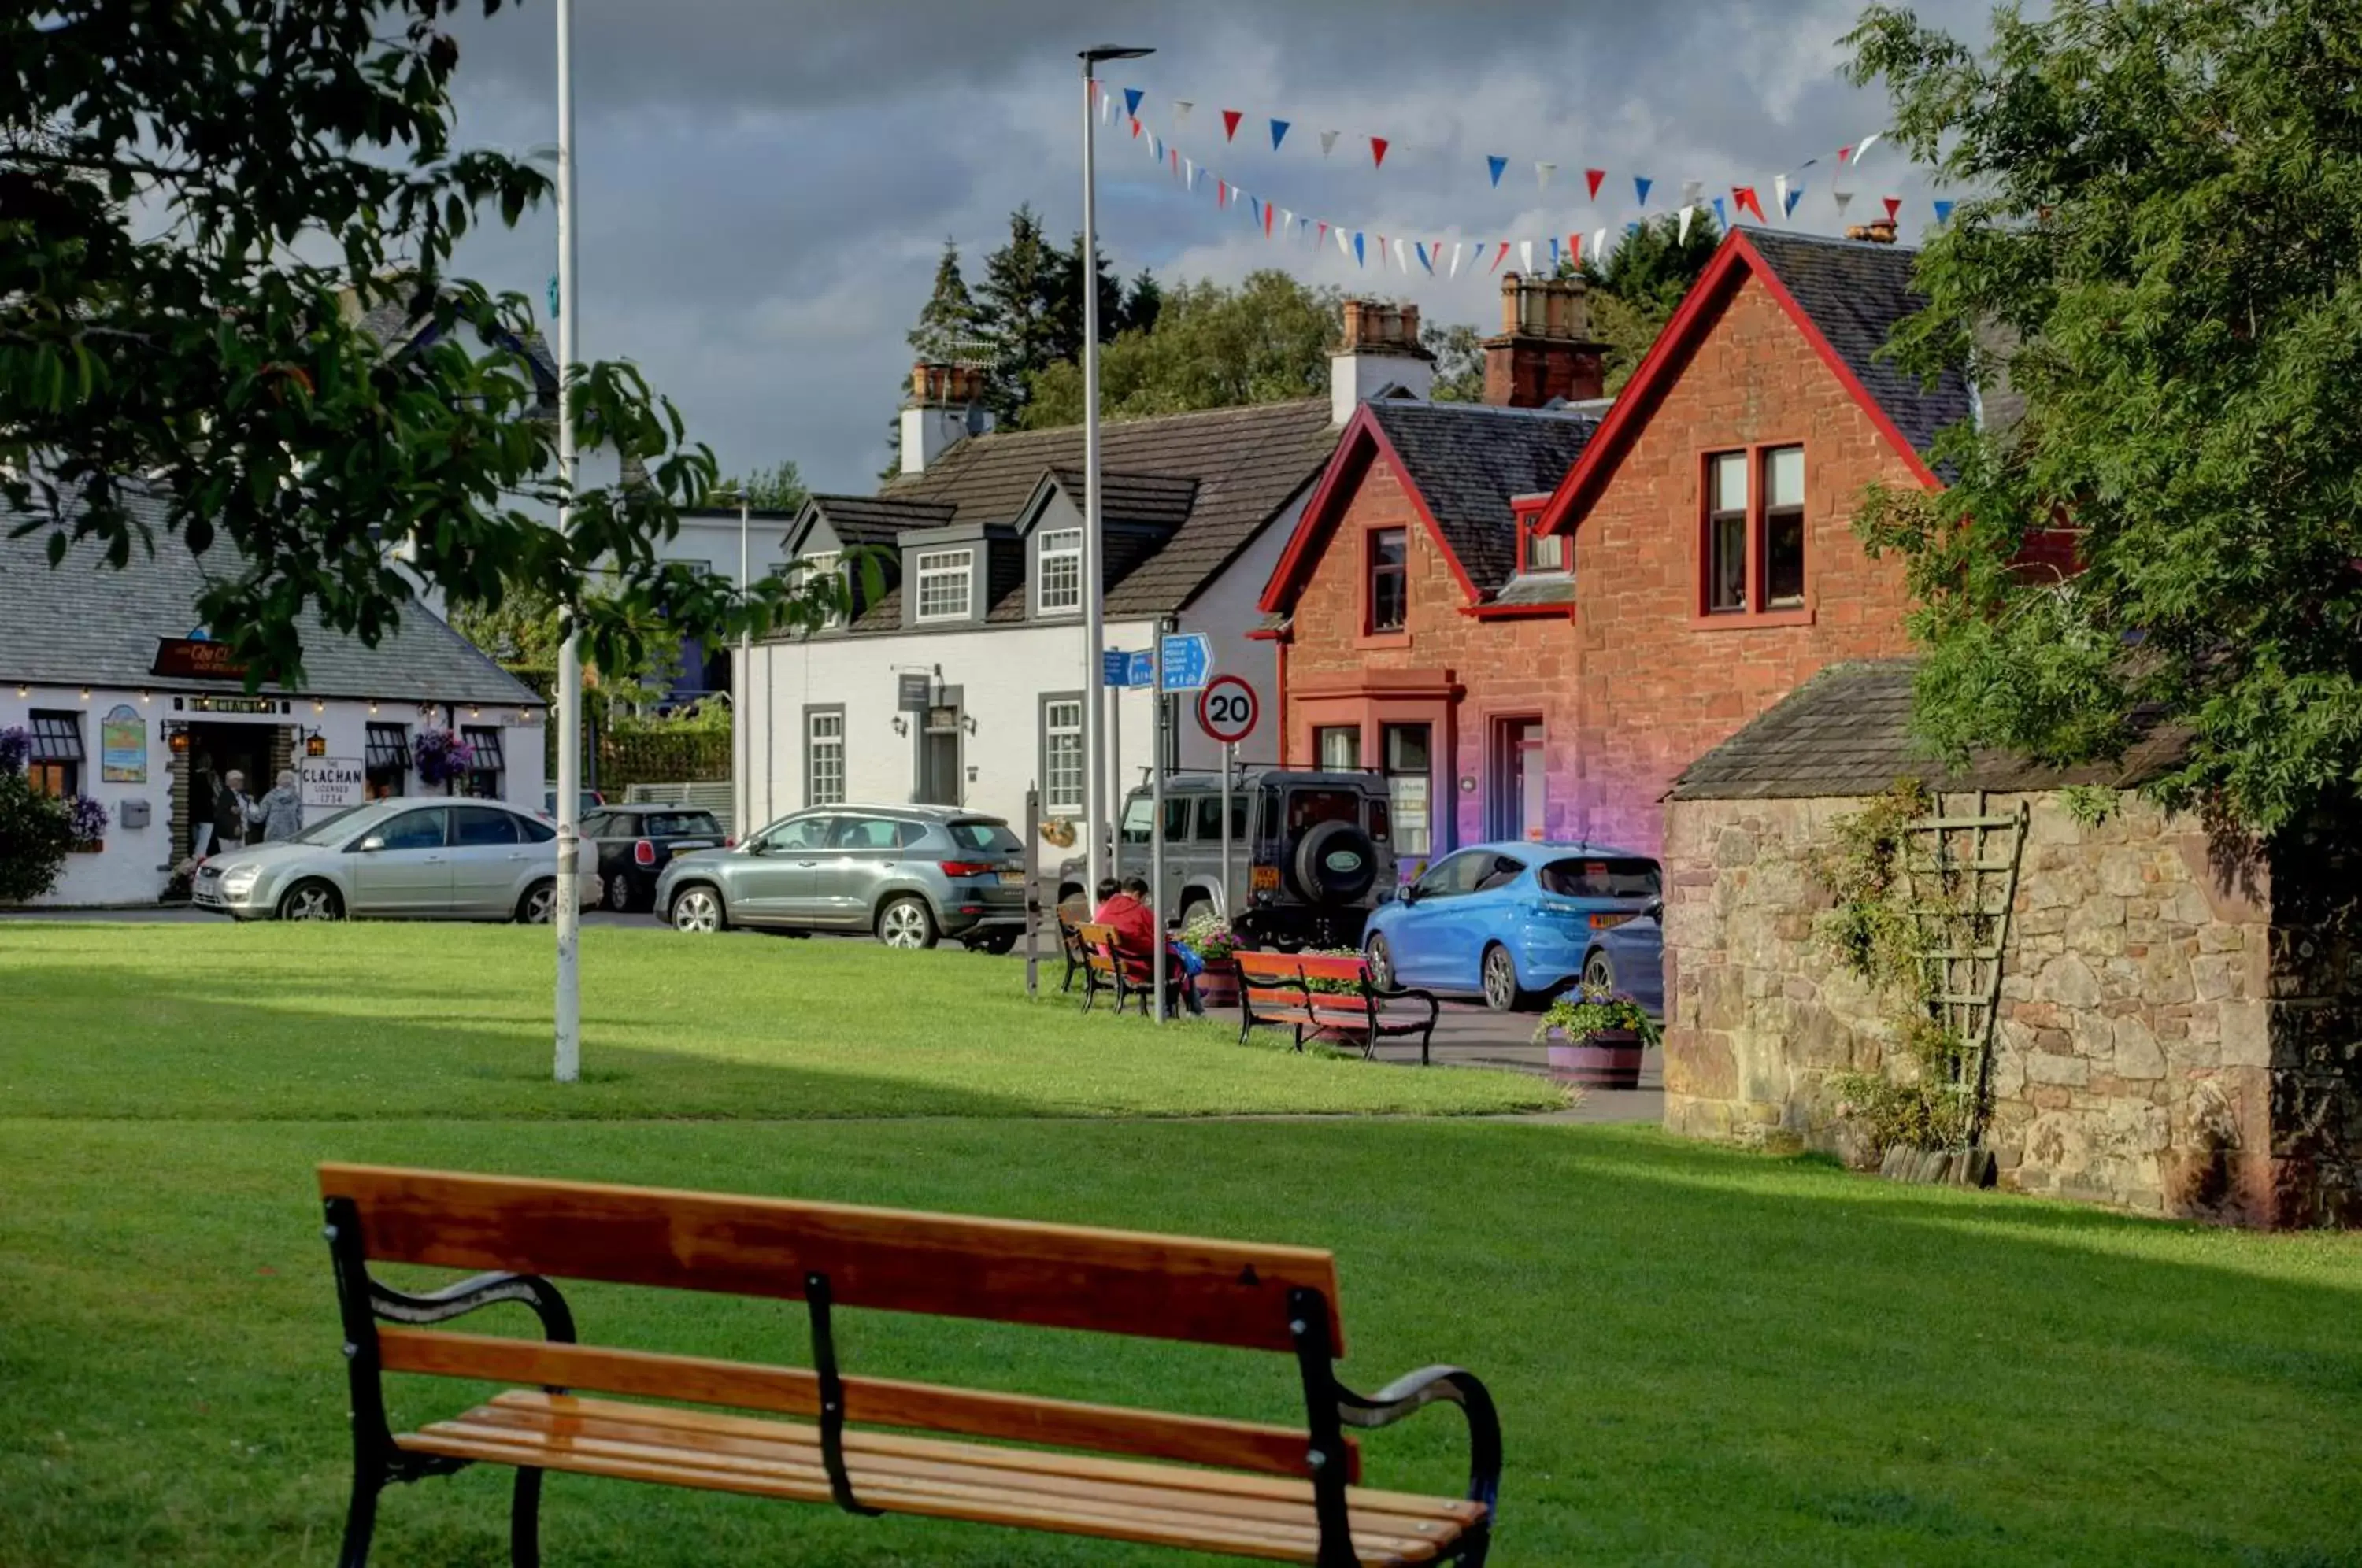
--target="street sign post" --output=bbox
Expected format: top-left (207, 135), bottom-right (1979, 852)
top-left (1150, 634), bottom-right (1167, 1024)
top-left (1158, 632), bottom-right (1211, 692)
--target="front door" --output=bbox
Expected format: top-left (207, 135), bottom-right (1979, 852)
top-left (918, 704), bottom-right (961, 805)
top-left (347, 806), bottom-right (450, 915)
top-left (1491, 719), bottom-right (1546, 841)
top-left (446, 804), bottom-right (525, 916)
top-left (810, 814), bottom-right (909, 927)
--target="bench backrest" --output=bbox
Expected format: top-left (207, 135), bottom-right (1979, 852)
top-left (1073, 920), bottom-right (1127, 974)
top-left (320, 1163), bottom-right (1342, 1353)
top-left (1293, 954), bottom-right (1372, 989)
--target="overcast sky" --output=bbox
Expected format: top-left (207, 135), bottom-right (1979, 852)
top-left (442, 0), bottom-right (2001, 495)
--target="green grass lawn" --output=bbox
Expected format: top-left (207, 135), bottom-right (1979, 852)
top-left (2, 923), bottom-right (2360, 1566)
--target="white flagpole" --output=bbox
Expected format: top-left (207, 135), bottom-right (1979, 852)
top-left (552, 0), bottom-right (582, 1083)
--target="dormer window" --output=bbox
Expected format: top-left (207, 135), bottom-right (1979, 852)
top-left (1523, 516), bottom-right (1564, 572)
top-left (791, 549), bottom-right (844, 626)
top-left (914, 548), bottom-right (973, 623)
top-left (1036, 527), bottom-right (1083, 615)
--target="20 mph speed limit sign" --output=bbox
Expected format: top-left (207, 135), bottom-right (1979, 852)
top-left (1196, 675), bottom-right (1259, 745)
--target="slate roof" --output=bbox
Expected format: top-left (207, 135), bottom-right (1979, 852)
top-left (0, 495), bottom-right (542, 706)
top-left (804, 494), bottom-right (957, 548)
top-left (1044, 469), bottom-right (1201, 531)
top-left (1669, 660), bottom-right (2183, 801)
top-left (880, 398), bottom-right (1338, 620)
top-left (1741, 230), bottom-right (1975, 460)
top-left (1366, 401), bottom-right (1598, 591)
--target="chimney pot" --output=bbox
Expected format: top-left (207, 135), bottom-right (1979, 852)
top-left (1330, 296), bottom-right (1435, 423)
top-left (900, 359), bottom-right (992, 475)
top-left (1481, 274), bottom-right (1606, 409)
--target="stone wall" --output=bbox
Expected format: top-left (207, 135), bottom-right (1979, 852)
top-left (1662, 792), bottom-right (2361, 1226)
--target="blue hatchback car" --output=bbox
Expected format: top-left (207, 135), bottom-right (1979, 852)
top-left (1362, 841), bottom-right (1664, 1013)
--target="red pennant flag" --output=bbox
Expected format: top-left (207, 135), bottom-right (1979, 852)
top-left (1221, 109), bottom-right (1242, 142)
top-left (1375, 235), bottom-right (1388, 265)
top-left (1585, 168), bottom-right (1606, 200)
top-left (1488, 241), bottom-right (1511, 274)
top-left (1170, 147), bottom-right (1179, 176)
top-left (1568, 233), bottom-right (1582, 268)
top-left (1883, 195), bottom-right (1902, 222)
top-left (1733, 185), bottom-right (1765, 221)
top-left (1129, 116), bottom-right (1141, 139)
top-left (1838, 145), bottom-right (1853, 163)
top-left (1216, 179), bottom-right (1227, 208)
top-left (1369, 136), bottom-right (1389, 168)
top-left (1264, 202), bottom-right (1275, 238)
top-left (1316, 220), bottom-right (1330, 246)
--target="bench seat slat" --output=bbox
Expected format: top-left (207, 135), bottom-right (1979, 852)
top-left (377, 1328), bottom-right (1353, 1481)
top-left (400, 1394), bottom-right (1475, 1566)
top-left (321, 1163), bottom-right (1343, 1354)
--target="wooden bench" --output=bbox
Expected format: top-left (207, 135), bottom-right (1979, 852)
top-left (1075, 920), bottom-right (1193, 1016)
top-left (1235, 952), bottom-right (1442, 1064)
top-left (1057, 917), bottom-right (1090, 993)
top-left (318, 1163), bottom-right (1498, 1567)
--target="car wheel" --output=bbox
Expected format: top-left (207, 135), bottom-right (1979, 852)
top-left (516, 879), bottom-right (557, 925)
top-left (605, 872), bottom-right (638, 913)
top-left (1583, 948), bottom-right (1616, 995)
top-left (669, 886), bottom-right (725, 933)
top-left (876, 895), bottom-right (938, 950)
top-left (1481, 943), bottom-right (1527, 1013)
top-left (1364, 933), bottom-right (1395, 990)
top-left (278, 879), bottom-right (343, 922)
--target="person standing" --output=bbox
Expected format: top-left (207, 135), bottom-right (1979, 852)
top-left (248, 768), bottom-right (303, 843)
top-left (212, 768), bottom-right (251, 853)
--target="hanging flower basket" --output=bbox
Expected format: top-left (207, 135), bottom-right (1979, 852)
top-left (66, 793), bottom-right (109, 853)
top-left (413, 727), bottom-right (477, 788)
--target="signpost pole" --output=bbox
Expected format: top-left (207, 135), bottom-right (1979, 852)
top-left (1220, 742), bottom-right (1234, 923)
top-left (1108, 676), bottom-right (1121, 886)
top-left (1023, 784), bottom-right (1040, 999)
top-left (1150, 634), bottom-right (1165, 1026)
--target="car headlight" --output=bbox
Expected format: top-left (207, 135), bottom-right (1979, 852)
top-left (220, 867), bottom-right (261, 897)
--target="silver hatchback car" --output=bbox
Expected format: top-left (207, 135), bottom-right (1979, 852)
top-left (193, 798), bottom-right (600, 923)
top-left (653, 805), bottom-right (1027, 950)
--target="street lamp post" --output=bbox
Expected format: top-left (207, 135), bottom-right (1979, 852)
top-left (1078, 42), bottom-right (1153, 898)
top-left (551, 0), bottom-right (583, 1083)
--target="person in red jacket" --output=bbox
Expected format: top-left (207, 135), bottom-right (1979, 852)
top-left (1093, 876), bottom-right (1203, 1014)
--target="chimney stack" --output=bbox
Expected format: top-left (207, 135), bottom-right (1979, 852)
top-left (1480, 273), bottom-right (1608, 408)
top-left (898, 361), bottom-right (994, 476)
top-left (1330, 298), bottom-right (1434, 425)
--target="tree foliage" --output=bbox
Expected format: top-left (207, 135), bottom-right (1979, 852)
top-left (1576, 211), bottom-right (1722, 393)
top-left (1423, 322), bottom-right (1486, 404)
top-left (1846, 0), bottom-right (2362, 831)
top-left (0, 0), bottom-right (840, 689)
top-left (906, 239), bottom-right (984, 364)
top-left (711, 460), bottom-right (809, 513)
top-left (1019, 272), bottom-right (1341, 429)
top-left (0, 738), bottom-right (72, 904)
top-left (958, 205), bottom-right (1159, 425)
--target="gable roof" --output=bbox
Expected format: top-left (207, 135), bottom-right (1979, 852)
top-left (1262, 399), bottom-right (1597, 612)
top-left (0, 495), bottom-right (542, 706)
top-left (801, 494), bottom-right (957, 549)
top-left (881, 397), bottom-right (1338, 620)
top-left (1669, 660), bottom-right (2183, 801)
top-left (1043, 469), bottom-right (1202, 531)
top-left (1539, 228), bottom-right (1964, 536)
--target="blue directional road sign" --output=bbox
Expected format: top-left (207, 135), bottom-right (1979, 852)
top-left (1127, 651), bottom-right (1155, 688)
top-left (1159, 632), bottom-right (1212, 692)
top-left (1102, 649), bottom-right (1156, 688)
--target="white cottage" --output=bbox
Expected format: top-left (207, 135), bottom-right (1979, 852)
top-left (1, 501), bottom-right (548, 906)
top-left (736, 335), bottom-right (1433, 875)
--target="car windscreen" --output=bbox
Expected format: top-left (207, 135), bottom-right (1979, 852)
top-left (291, 804), bottom-right (379, 845)
top-left (1538, 856), bottom-right (1661, 899)
top-left (947, 819), bottom-right (1023, 853)
top-left (644, 812), bottom-right (722, 838)
top-left (1286, 789), bottom-right (1364, 834)
top-left (1119, 796), bottom-right (1154, 844)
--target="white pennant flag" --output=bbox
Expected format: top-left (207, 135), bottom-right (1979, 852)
top-left (1853, 131), bottom-right (1881, 165)
top-left (1678, 205), bottom-right (1694, 245)
top-left (1773, 174), bottom-right (1790, 223)
top-left (1448, 241), bottom-right (1465, 279)
top-left (1335, 226), bottom-right (1353, 259)
top-left (1832, 189), bottom-right (1855, 219)
top-left (1319, 129), bottom-right (1339, 157)
top-left (1536, 161), bottom-right (1557, 190)
top-left (1395, 238), bottom-right (1411, 274)
top-left (1101, 87), bottom-right (1116, 124)
top-left (1519, 239), bottom-right (1535, 274)
top-left (1591, 227), bottom-right (1608, 263)
top-left (1183, 157), bottom-right (1195, 190)
top-left (1281, 209), bottom-right (1294, 235)
top-left (1173, 99), bottom-right (1194, 125)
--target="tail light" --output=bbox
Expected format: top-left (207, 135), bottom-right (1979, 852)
top-left (938, 860), bottom-right (998, 878)
top-left (633, 839), bottom-right (655, 867)
top-left (1590, 911), bottom-right (1637, 930)
top-left (723, 836), bottom-right (735, 848)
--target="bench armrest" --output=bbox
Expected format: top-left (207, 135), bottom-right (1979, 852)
top-left (370, 1270), bottom-right (576, 1344)
top-left (1336, 1364), bottom-right (1501, 1512)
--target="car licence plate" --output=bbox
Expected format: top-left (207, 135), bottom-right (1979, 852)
top-left (671, 841), bottom-right (713, 852)
top-left (998, 871), bottom-right (1027, 886)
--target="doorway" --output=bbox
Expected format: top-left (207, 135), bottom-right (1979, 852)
top-left (184, 721), bottom-right (287, 858)
top-left (918, 702), bottom-right (962, 806)
top-left (1490, 718), bottom-right (1546, 841)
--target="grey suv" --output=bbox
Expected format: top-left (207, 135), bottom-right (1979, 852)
top-left (1058, 770), bottom-right (1396, 949)
top-left (653, 805), bottom-right (1027, 950)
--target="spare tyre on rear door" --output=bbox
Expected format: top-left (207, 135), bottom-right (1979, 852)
top-left (1291, 819), bottom-right (1379, 905)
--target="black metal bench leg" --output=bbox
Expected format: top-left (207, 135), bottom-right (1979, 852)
top-left (336, 1468), bottom-right (381, 1568)
top-left (1456, 1519), bottom-right (1492, 1565)
top-left (510, 1466), bottom-right (545, 1566)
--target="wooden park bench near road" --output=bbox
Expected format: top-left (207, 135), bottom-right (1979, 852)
top-left (317, 1163), bottom-right (1501, 1567)
top-left (1235, 952), bottom-right (1442, 1064)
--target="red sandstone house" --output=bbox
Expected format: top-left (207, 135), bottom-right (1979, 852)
top-left (1265, 227), bottom-right (1991, 864)
top-left (1257, 280), bottom-right (1608, 865)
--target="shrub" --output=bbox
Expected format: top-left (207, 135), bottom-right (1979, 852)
top-left (1827, 1017), bottom-right (1978, 1155)
top-left (0, 767), bottom-right (73, 903)
top-left (1534, 986), bottom-right (1664, 1049)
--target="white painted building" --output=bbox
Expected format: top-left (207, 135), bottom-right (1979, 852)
top-left (736, 336), bottom-right (1435, 881)
top-left (2, 505), bottom-right (548, 907)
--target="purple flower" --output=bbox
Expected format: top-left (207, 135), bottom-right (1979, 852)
top-left (0, 726), bottom-right (28, 774)
top-left (67, 793), bottom-right (109, 841)
top-left (412, 727), bottom-right (479, 786)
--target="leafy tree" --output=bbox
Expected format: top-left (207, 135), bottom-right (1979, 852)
top-left (1423, 322), bottom-right (1486, 404)
top-left (711, 460), bottom-right (809, 513)
top-left (1121, 268), bottom-right (1164, 338)
top-left (1576, 210), bottom-right (1722, 392)
top-left (1846, 0), bottom-right (2362, 832)
top-left (0, 0), bottom-right (839, 688)
top-left (0, 732), bottom-right (72, 904)
top-left (907, 239), bottom-right (984, 364)
top-left (975, 205), bottom-right (1068, 423)
top-left (1020, 271), bottom-right (1342, 429)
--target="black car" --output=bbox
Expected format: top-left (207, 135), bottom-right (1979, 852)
top-left (583, 804), bottom-right (729, 912)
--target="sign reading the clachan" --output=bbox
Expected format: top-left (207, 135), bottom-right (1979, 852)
top-left (299, 756), bottom-right (365, 809)
top-left (150, 638), bottom-right (249, 680)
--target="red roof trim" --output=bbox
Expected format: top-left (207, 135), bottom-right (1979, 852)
top-left (1259, 405), bottom-right (1486, 613)
top-left (1537, 230), bottom-right (1941, 538)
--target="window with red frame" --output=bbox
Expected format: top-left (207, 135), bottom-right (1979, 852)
top-left (1367, 527), bottom-right (1408, 631)
top-left (1701, 444), bottom-right (1807, 615)
top-left (1705, 453), bottom-right (1749, 612)
top-left (1524, 520), bottom-right (1564, 571)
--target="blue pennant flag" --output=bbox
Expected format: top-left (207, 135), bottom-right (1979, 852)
top-left (1549, 235), bottom-right (1560, 268)
top-left (1271, 119), bottom-right (1290, 150)
top-left (1713, 195), bottom-right (1727, 229)
top-left (1784, 183), bottom-right (1804, 217)
top-left (1487, 155), bottom-right (1507, 187)
top-left (1353, 231), bottom-right (1365, 267)
top-left (1932, 198), bottom-right (1956, 224)
top-left (1123, 87), bottom-right (1143, 119)
top-left (1635, 176), bottom-right (1653, 206)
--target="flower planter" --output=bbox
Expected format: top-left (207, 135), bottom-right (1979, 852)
top-left (1194, 960), bottom-right (1240, 1011)
top-left (1546, 1027), bottom-right (1643, 1089)
top-left (68, 839), bottom-right (103, 855)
